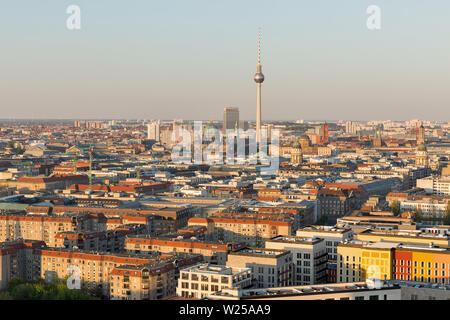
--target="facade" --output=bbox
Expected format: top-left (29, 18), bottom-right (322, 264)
top-left (223, 107), bottom-right (240, 132)
top-left (226, 247), bottom-right (293, 288)
top-left (0, 240), bottom-right (46, 289)
top-left (265, 236), bottom-right (327, 285)
top-left (393, 245), bottom-right (450, 284)
top-left (290, 142), bottom-right (302, 164)
top-left (417, 176), bottom-right (450, 196)
top-left (54, 224), bottom-right (146, 252)
top-left (296, 225), bottom-right (353, 262)
top-left (415, 144), bottom-right (429, 167)
top-left (0, 212), bottom-right (106, 247)
top-left (147, 120), bottom-right (161, 141)
top-left (337, 241), bottom-right (398, 283)
top-left (337, 241), bottom-right (450, 285)
top-left (317, 187), bottom-right (353, 222)
top-left (125, 235), bottom-right (246, 265)
top-left (176, 263), bottom-right (252, 299)
top-left (109, 254), bottom-right (202, 300)
top-left (188, 217), bottom-right (292, 247)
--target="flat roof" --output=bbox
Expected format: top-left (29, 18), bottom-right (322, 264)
top-left (230, 247), bottom-right (290, 258)
top-left (181, 263), bottom-right (250, 275)
top-left (268, 235), bottom-right (323, 245)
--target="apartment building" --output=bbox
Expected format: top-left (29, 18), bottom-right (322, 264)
top-left (337, 240), bottom-right (450, 285)
top-left (55, 224), bottom-right (146, 252)
top-left (188, 217), bottom-right (292, 247)
top-left (125, 235), bottom-right (246, 265)
top-left (296, 225), bottom-right (353, 261)
top-left (0, 212), bottom-right (106, 247)
top-left (110, 254), bottom-right (202, 300)
top-left (39, 204), bottom-right (197, 235)
top-left (176, 263), bottom-right (252, 299)
top-left (38, 248), bottom-right (157, 296)
top-left (0, 240), bottom-right (45, 289)
top-left (400, 198), bottom-right (448, 221)
top-left (265, 236), bottom-right (327, 285)
top-left (393, 244), bottom-right (450, 284)
top-left (226, 247), bottom-right (293, 288)
top-left (317, 187), bottom-right (354, 223)
top-left (417, 176), bottom-right (450, 196)
top-left (337, 241), bottom-right (398, 283)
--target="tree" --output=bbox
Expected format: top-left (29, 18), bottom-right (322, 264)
top-left (413, 208), bottom-right (423, 222)
top-left (444, 203), bottom-right (450, 225)
top-left (390, 200), bottom-right (401, 216)
top-left (1, 278), bottom-right (96, 300)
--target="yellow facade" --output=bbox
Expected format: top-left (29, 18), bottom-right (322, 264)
top-left (360, 248), bottom-right (393, 280)
top-left (411, 251), bottom-right (434, 282)
top-left (337, 245), bottom-right (362, 283)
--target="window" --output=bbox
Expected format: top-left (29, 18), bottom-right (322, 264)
top-left (369, 295), bottom-right (379, 300)
top-left (355, 296), bottom-right (364, 300)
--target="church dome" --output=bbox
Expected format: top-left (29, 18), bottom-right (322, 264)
top-left (417, 143), bottom-right (427, 152)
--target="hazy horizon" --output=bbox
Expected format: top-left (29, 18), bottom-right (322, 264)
top-left (1, 1), bottom-right (449, 121)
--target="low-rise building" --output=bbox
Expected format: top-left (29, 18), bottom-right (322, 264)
top-left (176, 263), bottom-right (252, 299)
top-left (226, 247), bottom-right (293, 288)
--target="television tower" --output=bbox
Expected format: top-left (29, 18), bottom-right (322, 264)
top-left (254, 28), bottom-right (264, 144)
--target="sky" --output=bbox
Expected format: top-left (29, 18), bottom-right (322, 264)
top-left (0, 0), bottom-right (449, 121)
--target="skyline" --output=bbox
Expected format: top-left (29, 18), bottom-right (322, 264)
top-left (1, 1), bottom-right (450, 121)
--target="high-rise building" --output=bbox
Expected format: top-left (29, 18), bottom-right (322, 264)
top-left (345, 121), bottom-right (358, 135)
top-left (147, 120), bottom-right (160, 141)
top-left (223, 107), bottom-right (239, 132)
top-left (239, 120), bottom-right (248, 131)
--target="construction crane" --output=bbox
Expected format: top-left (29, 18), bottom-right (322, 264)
top-left (135, 166), bottom-right (141, 184)
top-left (73, 153), bottom-right (77, 174)
top-left (88, 147), bottom-right (93, 190)
top-left (67, 145), bottom-right (94, 188)
top-left (10, 160), bottom-right (33, 177)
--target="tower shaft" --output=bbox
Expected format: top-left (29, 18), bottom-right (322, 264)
top-left (254, 28), bottom-right (264, 145)
top-left (256, 82), bottom-right (262, 144)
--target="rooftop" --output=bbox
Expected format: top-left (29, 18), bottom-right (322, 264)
top-left (230, 247), bottom-right (289, 258)
top-left (180, 263), bottom-right (250, 276)
top-left (208, 281), bottom-right (400, 299)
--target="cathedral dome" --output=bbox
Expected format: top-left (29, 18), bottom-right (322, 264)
top-left (417, 143), bottom-right (427, 152)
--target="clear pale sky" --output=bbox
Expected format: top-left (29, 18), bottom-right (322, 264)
top-left (1, 0), bottom-right (449, 121)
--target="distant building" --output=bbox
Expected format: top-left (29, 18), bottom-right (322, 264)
top-left (417, 176), bottom-right (450, 196)
top-left (147, 121), bottom-right (161, 141)
top-left (223, 107), bottom-right (239, 132)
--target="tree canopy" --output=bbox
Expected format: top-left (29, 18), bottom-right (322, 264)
top-left (1, 278), bottom-right (96, 300)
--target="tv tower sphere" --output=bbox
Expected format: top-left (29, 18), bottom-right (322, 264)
top-left (254, 72), bottom-right (264, 83)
